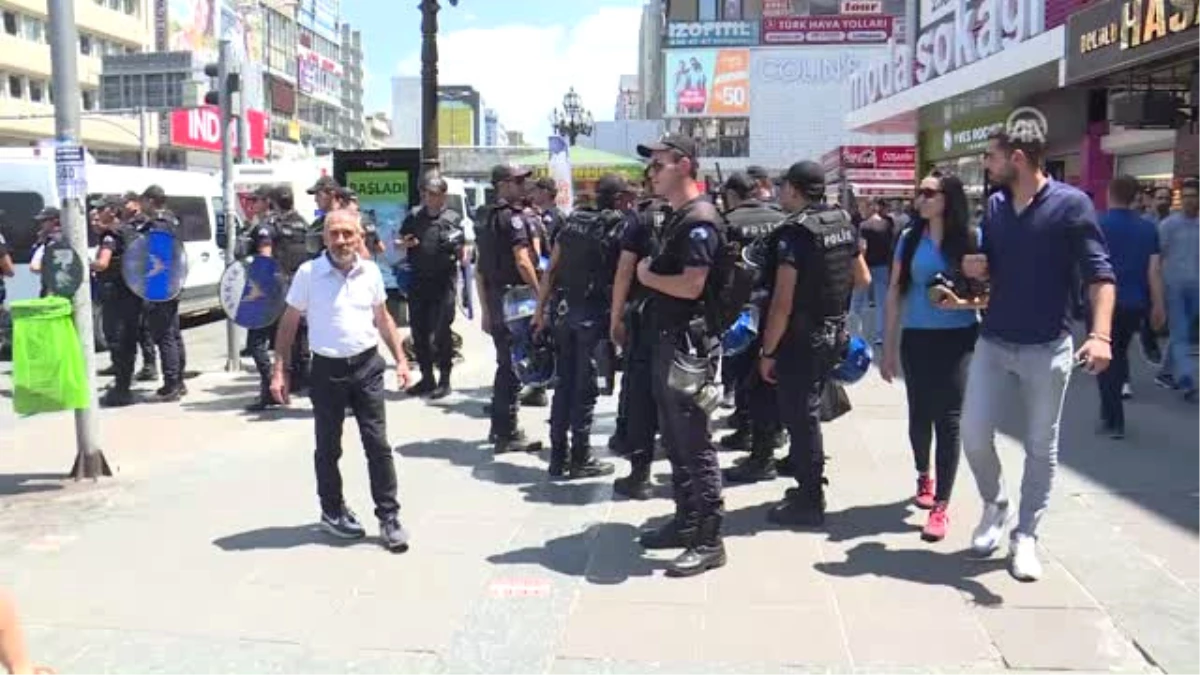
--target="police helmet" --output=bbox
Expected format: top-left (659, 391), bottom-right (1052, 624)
top-left (721, 305), bottom-right (760, 357)
top-left (514, 331), bottom-right (555, 387)
top-left (502, 285), bottom-right (538, 324)
top-left (831, 335), bottom-right (873, 385)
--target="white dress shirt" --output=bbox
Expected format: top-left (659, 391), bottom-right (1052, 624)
top-left (285, 254), bottom-right (386, 358)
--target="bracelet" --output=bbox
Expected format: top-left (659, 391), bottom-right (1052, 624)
top-left (1088, 332), bottom-right (1112, 344)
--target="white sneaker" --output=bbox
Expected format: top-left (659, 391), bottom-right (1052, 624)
top-left (1009, 534), bottom-right (1043, 581)
top-left (970, 502), bottom-right (1009, 557)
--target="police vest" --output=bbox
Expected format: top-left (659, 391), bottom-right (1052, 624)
top-left (555, 208), bottom-right (624, 306)
top-left (649, 198), bottom-right (724, 331)
top-left (474, 202), bottom-right (525, 289)
top-left (723, 201), bottom-right (784, 246)
top-left (409, 208), bottom-right (464, 282)
top-left (272, 211), bottom-right (310, 275)
top-left (779, 207), bottom-right (857, 330)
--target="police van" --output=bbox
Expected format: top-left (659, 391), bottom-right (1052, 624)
top-left (232, 158), bottom-right (332, 223)
top-left (0, 149), bottom-right (226, 318)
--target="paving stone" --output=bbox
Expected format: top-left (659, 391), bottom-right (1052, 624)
top-left (975, 607), bottom-right (1152, 672)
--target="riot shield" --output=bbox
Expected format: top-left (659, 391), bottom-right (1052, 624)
top-left (121, 230), bottom-right (186, 302)
top-left (218, 256), bottom-right (288, 329)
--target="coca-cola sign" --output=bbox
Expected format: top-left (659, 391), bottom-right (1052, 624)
top-left (835, 145), bottom-right (915, 170)
top-left (841, 146), bottom-right (878, 169)
top-left (169, 106), bottom-right (267, 159)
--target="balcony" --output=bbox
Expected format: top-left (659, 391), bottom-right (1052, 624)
top-left (0, 34), bottom-right (52, 78)
top-left (0, 98), bottom-right (155, 150)
top-left (74, 1), bottom-right (151, 47)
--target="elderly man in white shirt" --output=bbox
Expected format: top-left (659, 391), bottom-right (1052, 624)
top-left (271, 209), bottom-right (413, 551)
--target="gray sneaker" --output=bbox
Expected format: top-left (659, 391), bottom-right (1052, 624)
top-left (320, 508), bottom-right (366, 539)
top-left (380, 517), bottom-right (410, 552)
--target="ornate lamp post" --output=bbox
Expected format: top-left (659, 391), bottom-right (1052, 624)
top-left (420, 0), bottom-right (457, 170)
top-left (550, 87), bottom-right (594, 146)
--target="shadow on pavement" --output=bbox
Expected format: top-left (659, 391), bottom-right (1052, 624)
top-left (395, 438), bottom-right (487, 468)
top-left (212, 523), bottom-right (368, 551)
top-left (487, 522), bottom-right (663, 583)
top-left (0, 472), bottom-right (66, 497)
top-left (814, 541), bottom-right (1007, 607)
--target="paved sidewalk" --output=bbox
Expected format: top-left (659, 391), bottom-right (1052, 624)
top-left (0, 318), bottom-right (1194, 673)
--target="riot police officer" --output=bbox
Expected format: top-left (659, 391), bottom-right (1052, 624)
top-left (756, 161), bottom-right (870, 527)
top-left (634, 135), bottom-right (726, 577)
top-left (398, 172), bottom-right (464, 400)
top-left (517, 182), bottom-right (553, 409)
top-left (119, 192), bottom-right (160, 380)
top-left (136, 185), bottom-right (187, 402)
top-left (29, 207), bottom-right (63, 298)
top-left (475, 164), bottom-right (543, 454)
top-left (530, 177), bottom-right (566, 247)
top-left (95, 200), bottom-right (142, 408)
top-left (306, 175), bottom-right (344, 257)
top-left (718, 173), bottom-right (788, 483)
top-left (533, 174), bottom-right (632, 480)
top-left (746, 165), bottom-right (777, 203)
top-left (269, 186), bottom-right (312, 392)
top-left (609, 170), bottom-right (668, 499)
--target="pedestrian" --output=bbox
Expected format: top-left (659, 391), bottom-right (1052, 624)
top-left (474, 164), bottom-right (543, 454)
top-left (960, 130), bottom-right (1115, 582)
top-left (1095, 175), bottom-right (1166, 438)
top-left (633, 134), bottom-right (726, 577)
top-left (858, 199), bottom-right (897, 344)
top-left (880, 173), bottom-right (981, 542)
top-left (398, 172), bottom-right (465, 400)
top-left (1156, 177), bottom-right (1199, 401)
top-left (306, 175), bottom-right (345, 257)
top-left (270, 209), bottom-right (413, 551)
top-left (746, 165), bottom-right (777, 203)
top-left (757, 161), bottom-right (870, 529)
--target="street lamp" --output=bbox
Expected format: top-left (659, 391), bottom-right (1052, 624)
top-left (550, 87), bottom-right (593, 146)
top-left (420, 0), bottom-right (457, 171)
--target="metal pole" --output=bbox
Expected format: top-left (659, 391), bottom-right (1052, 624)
top-left (236, 69), bottom-right (247, 164)
top-left (138, 105), bottom-right (148, 167)
top-left (48, 0), bottom-right (110, 479)
top-left (218, 39), bottom-right (240, 372)
top-left (420, 0), bottom-right (440, 170)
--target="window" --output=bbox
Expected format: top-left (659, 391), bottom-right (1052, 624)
top-left (699, 0), bottom-right (719, 20)
top-left (82, 90), bottom-right (96, 110)
top-left (8, 75), bottom-right (21, 99)
top-left (107, 0), bottom-right (120, 10)
top-left (28, 79), bottom-right (43, 103)
top-left (80, 33), bottom-right (92, 55)
top-left (3, 11), bottom-right (17, 36)
top-left (0, 191), bottom-right (49, 264)
top-left (21, 15), bottom-right (44, 43)
top-left (169, 197), bottom-right (212, 243)
top-left (123, 0), bottom-right (138, 15)
top-left (666, 117), bottom-right (750, 158)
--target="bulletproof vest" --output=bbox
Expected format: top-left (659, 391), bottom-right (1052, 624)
top-left (306, 215), bottom-right (326, 255)
top-left (649, 197), bottom-right (723, 331)
top-left (143, 210), bottom-right (179, 235)
top-left (723, 200), bottom-right (784, 246)
top-left (410, 207), bottom-right (463, 281)
top-left (638, 199), bottom-right (670, 257)
top-left (474, 201), bottom-right (524, 289)
top-left (272, 210), bottom-right (311, 275)
top-left (786, 207), bottom-right (857, 330)
top-left (97, 224), bottom-right (132, 283)
top-left (555, 208), bottom-right (624, 306)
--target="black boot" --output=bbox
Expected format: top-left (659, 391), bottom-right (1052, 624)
top-left (406, 371), bottom-right (437, 397)
top-left (245, 385), bottom-right (278, 412)
top-left (135, 364), bottom-right (158, 382)
top-left (667, 513), bottom-right (727, 577)
top-left (100, 387), bottom-right (134, 408)
top-left (718, 428), bottom-right (751, 451)
top-left (98, 364), bottom-right (117, 377)
top-left (548, 445), bottom-right (569, 478)
top-left (613, 458), bottom-right (652, 500)
top-left (520, 387), bottom-right (548, 407)
top-left (568, 453), bottom-right (615, 480)
top-left (638, 511), bottom-right (695, 550)
top-left (494, 429), bottom-right (543, 455)
top-left (723, 448), bottom-right (777, 484)
top-left (429, 368), bottom-right (452, 400)
top-left (768, 479), bottom-right (827, 528)
top-left (154, 382), bottom-right (183, 402)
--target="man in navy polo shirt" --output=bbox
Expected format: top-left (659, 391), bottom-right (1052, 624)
top-left (960, 131), bottom-right (1116, 582)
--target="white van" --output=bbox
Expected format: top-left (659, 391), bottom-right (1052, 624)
top-left (0, 149), bottom-right (226, 317)
top-left (233, 158), bottom-right (332, 223)
top-left (443, 176), bottom-right (476, 243)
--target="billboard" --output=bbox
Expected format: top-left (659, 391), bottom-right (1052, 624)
top-left (169, 106), bottom-right (267, 159)
top-left (438, 101), bottom-right (476, 146)
top-left (333, 149), bottom-right (421, 290)
top-left (165, 0), bottom-right (218, 63)
top-left (665, 49), bottom-right (750, 117)
top-left (665, 21), bottom-right (761, 47)
top-left (762, 15), bottom-right (894, 44)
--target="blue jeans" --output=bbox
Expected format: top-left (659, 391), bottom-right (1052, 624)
top-left (960, 335), bottom-right (1074, 539)
top-left (1166, 278), bottom-right (1199, 389)
top-left (851, 266), bottom-right (890, 342)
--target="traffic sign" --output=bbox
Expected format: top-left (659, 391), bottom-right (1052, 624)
top-left (54, 143), bottom-right (87, 201)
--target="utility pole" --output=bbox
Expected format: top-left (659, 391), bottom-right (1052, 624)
top-left (420, 0), bottom-right (458, 171)
top-left (207, 40), bottom-right (241, 372)
top-left (137, 105), bottom-right (148, 167)
top-left (48, 0), bottom-right (110, 479)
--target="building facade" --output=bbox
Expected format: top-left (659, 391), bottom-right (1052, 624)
top-left (364, 111), bottom-right (390, 149)
top-left (337, 22), bottom-right (364, 149)
top-left (295, 0), bottom-right (342, 153)
top-left (637, 0), bottom-right (667, 119)
top-left (615, 73), bottom-right (640, 120)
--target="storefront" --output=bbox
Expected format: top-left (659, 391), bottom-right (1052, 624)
top-left (820, 144), bottom-right (916, 202)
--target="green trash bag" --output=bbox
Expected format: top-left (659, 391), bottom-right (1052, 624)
top-left (11, 296), bottom-right (89, 415)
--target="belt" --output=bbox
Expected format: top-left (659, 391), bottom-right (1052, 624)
top-left (313, 348), bottom-right (377, 368)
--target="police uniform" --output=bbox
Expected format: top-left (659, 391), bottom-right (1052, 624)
top-left (518, 201), bottom-right (552, 409)
top-left (244, 217), bottom-right (282, 409)
top-left (399, 203), bottom-right (464, 397)
top-left (0, 231), bottom-right (8, 305)
top-left (268, 206), bottom-right (313, 389)
top-left (761, 163), bottom-right (858, 527)
top-left (133, 193), bottom-right (188, 401)
top-left (97, 218), bottom-right (143, 407)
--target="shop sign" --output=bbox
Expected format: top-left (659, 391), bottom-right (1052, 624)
top-left (842, 0), bottom-right (884, 13)
top-left (666, 21), bottom-right (761, 47)
top-left (836, 145), bottom-right (917, 169)
top-left (850, 0), bottom-right (1045, 110)
top-left (763, 0), bottom-right (793, 17)
top-left (845, 168), bottom-right (918, 181)
top-left (922, 109), bottom-right (1010, 161)
top-left (1065, 0), bottom-right (1199, 84)
top-left (763, 15), bottom-right (894, 44)
top-left (1005, 106), bottom-right (1048, 144)
top-left (169, 106), bottom-right (267, 159)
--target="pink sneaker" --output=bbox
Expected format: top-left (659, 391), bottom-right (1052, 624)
top-left (921, 502), bottom-right (949, 542)
top-left (914, 475), bottom-right (937, 510)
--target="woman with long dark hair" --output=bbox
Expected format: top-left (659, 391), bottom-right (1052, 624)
top-left (880, 173), bottom-right (981, 542)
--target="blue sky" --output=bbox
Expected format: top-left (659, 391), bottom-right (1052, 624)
top-left (340, 0), bottom-right (644, 140)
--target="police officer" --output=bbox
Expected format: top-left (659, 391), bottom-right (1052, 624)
top-left (306, 175), bottom-right (344, 257)
top-left (516, 181), bottom-right (553, 409)
top-left (398, 172), bottom-right (464, 400)
top-left (269, 186), bottom-right (312, 393)
top-left (757, 161), bottom-right (870, 527)
top-left (0, 213), bottom-right (13, 303)
top-left (95, 199), bottom-right (143, 408)
top-left (718, 173), bottom-right (789, 483)
top-left (119, 192), bottom-right (161, 379)
top-left (746, 165), bottom-right (777, 203)
top-left (530, 177), bottom-right (566, 247)
top-left (475, 164), bottom-right (544, 454)
top-left (135, 185), bottom-right (187, 402)
top-left (532, 174), bottom-right (631, 480)
top-left (609, 170), bottom-right (669, 499)
top-left (634, 135), bottom-right (726, 577)
top-left (29, 207), bottom-right (63, 297)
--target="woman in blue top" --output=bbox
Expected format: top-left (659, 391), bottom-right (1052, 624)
top-left (880, 174), bottom-right (982, 543)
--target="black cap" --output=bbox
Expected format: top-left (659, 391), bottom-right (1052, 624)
top-left (271, 185), bottom-right (295, 203)
top-left (636, 134), bottom-right (698, 161)
top-left (89, 194), bottom-right (123, 210)
top-left (722, 172), bottom-right (756, 199)
top-left (746, 165), bottom-right (770, 182)
top-left (252, 185), bottom-right (272, 199)
top-left (121, 191), bottom-right (140, 204)
top-left (776, 161), bottom-right (826, 196)
top-left (307, 175), bottom-right (339, 194)
top-left (491, 164), bottom-right (532, 184)
top-left (336, 186), bottom-right (358, 202)
top-left (533, 177), bottom-right (558, 192)
top-left (33, 206), bottom-right (61, 222)
top-left (596, 173), bottom-right (632, 196)
top-left (141, 184), bottom-right (166, 202)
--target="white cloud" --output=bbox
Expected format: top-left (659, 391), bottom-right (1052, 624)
top-left (395, 6), bottom-right (641, 143)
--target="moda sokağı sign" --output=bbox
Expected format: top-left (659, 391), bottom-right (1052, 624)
top-left (850, 0), bottom-right (1046, 110)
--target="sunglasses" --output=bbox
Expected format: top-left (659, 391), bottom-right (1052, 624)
top-left (917, 188), bottom-right (942, 199)
top-left (647, 160), bottom-right (671, 173)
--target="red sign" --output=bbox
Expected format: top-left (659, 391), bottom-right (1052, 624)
top-left (762, 15), bottom-right (894, 44)
top-left (834, 145), bottom-right (915, 170)
top-left (169, 106), bottom-right (267, 159)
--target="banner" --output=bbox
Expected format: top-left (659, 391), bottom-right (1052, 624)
top-left (167, 0), bottom-right (218, 63)
top-left (762, 15), bottom-right (894, 44)
top-left (345, 170), bottom-right (412, 289)
top-left (547, 136), bottom-right (574, 216)
top-left (168, 106), bottom-right (267, 159)
top-left (665, 49), bottom-right (751, 117)
top-left (665, 21), bottom-right (761, 47)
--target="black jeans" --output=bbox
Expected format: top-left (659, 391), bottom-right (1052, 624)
top-left (651, 330), bottom-right (723, 520)
top-left (249, 320), bottom-right (310, 396)
top-left (144, 299), bottom-right (182, 387)
top-left (310, 351), bottom-right (399, 521)
top-left (106, 286), bottom-right (144, 392)
top-left (899, 325), bottom-right (976, 502)
top-left (486, 292), bottom-right (520, 438)
top-left (409, 280), bottom-right (456, 374)
top-left (1097, 307), bottom-right (1144, 431)
top-left (776, 339), bottom-right (827, 490)
top-left (550, 316), bottom-right (603, 457)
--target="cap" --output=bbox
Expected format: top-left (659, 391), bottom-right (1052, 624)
top-left (721, 172), bottom-right (756, 199)
top-left (307, 175), bottom-right (340, 194)
top-left (776, 161), bottom-right (826, 195)
top-left (746, 165), bottom-right (770, 182)
top-left (141, 184), bottom-right (166, 202)
top-left (636, 134), bottom-right (698, 161)
top-left (596, 173), bottom-right (632, 196)
top-left (252, 185), bottom-right (272, 199)
top-left (491, 164), bottom-right (532, 184)
top-left (336, 186), bottom-right (359, 202)
top-left (33, 206), bottom-right (61, 222)
top-left (533, 177), bottom-right (558, 192)
top-left (121, 191), bottom-right (140, 204)
top-left (271, 185), bottom-right (295, 203)
top-left (89, 194), bottom-right (123, 210)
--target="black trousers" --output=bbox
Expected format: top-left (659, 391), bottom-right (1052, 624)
top-left (409, 280), bottom-right (456, 374)
top-left (723, 348), bottom-right (755, 431)
top-left (107, 286), bottom-right (144, 392)
top-left (899, 326), bottom-right (976, 502)
top-left (651, 330), bottom-right (723, 520)
top-left (310, 351), bottom-right (399, 521)
top-left (487, 292), bottom-right (520, 438)
top-left (1097, 307), bottom-right (1144, 431)
top-left (144, 299), bottom-right (182, 387)
top-left (747, 362), bottom-right (783, 452)
top-left (623, 314), bottom-right (660, 467)
top-left (550, 317), bottom-right (603, 457)
top-left (100, 285), bottom-right (156, 368)
top-left (248, 319), bottom-right (309, 397)
top-left (775, 339), bottom-right (827, 490)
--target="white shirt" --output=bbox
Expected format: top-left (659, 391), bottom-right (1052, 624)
top-left (285, 253), bottom-right (386, 358)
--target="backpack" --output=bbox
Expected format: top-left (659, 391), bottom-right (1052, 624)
top-left (556, 209), bottom-right (625, 304)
